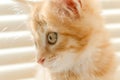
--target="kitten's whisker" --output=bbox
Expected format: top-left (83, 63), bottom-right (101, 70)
top-left (32, 57), bottom-right (36, 62)
top-left (51, 58), bottom-right (58, 67)
top-left (49, 57), bottom-right (57, 62)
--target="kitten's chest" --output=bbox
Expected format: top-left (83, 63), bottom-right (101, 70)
top-left (51, 72), bottom-right (81, 80)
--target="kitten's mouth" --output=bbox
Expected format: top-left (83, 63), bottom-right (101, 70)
top-left (37, 57), bottom-right (45, 64)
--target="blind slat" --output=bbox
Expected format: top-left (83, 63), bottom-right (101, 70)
top-left (101, 0), bottom-right (120, 9)
top-left (106, 24), bottom-right (120, 38)
top-left (0, 1), bottom-right (28, 15)
top-left (0, 31), bottom-right (34, 49)
top-left (0, 63), bottom-right (36, 80)
top-left (0, 47), bottom-right (36, 65)
top-left (104, 14), bottom-right (120, 24)
top-left (0, 15), bottom-right (28, 32)
top-left (111, 39), bottom-right (120, 51)
top-left (103, 9), bottom-right (120, 23)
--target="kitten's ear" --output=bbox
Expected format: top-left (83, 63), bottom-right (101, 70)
top-left (55, 0), bottom-right (82, 17)
top-left (63, 0), bottom-right (82, 14)
top-left (14, 0), bottom-right (36, 9)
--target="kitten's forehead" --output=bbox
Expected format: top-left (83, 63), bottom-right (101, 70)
top-left (32, 0), bottom-right (96, 35)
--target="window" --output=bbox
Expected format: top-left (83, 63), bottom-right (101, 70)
top-left (0, 0), bottom-right (120, 80)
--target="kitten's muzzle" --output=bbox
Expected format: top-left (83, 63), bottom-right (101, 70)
top-left (37, 57), bottom-right (45, 64)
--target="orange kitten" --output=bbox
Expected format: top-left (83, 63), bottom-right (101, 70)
top-left (16, 0), bottom-right (117, 80)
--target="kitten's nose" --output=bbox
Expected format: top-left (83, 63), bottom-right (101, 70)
top-left (37, 57), bottom-right (45, 64)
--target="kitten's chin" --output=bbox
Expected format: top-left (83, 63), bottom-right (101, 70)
top-left (40, 63), bottom-right (62, 73)
top-left (44, 65), bottom-right (68, 73)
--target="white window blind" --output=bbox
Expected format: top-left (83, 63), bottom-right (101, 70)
top-left (0, 0), bottom-right (120, 80)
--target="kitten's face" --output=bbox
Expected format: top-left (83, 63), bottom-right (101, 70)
top-left (29, 0), bottom-right (100, 72)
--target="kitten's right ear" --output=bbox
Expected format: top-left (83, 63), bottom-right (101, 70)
top-left (51, 0), bottom-right (82, 18)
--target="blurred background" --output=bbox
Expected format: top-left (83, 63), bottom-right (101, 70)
top-left (0, 0), bottom-right (120, 80)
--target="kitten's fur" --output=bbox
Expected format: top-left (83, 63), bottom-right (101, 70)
top-left (16, 0), bottom-right (117, 80)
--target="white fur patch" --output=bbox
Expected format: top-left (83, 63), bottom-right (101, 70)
top-left (45, 51), bottom-right (77, 73)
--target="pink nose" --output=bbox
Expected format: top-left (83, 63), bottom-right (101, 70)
top-left (37, 57), bottom-right (45, 64)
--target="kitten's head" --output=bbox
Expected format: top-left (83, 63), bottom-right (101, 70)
top-left (16, 0), bottom-right (102, 72)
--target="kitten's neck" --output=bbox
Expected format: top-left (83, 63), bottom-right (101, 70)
top-left (50, 49), bottom-right (94, 80)
top-left (49, 45), bottom-right (115, 80)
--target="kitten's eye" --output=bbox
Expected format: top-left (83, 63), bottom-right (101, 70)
top-left (47, 32), bottom-right (58, 45)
